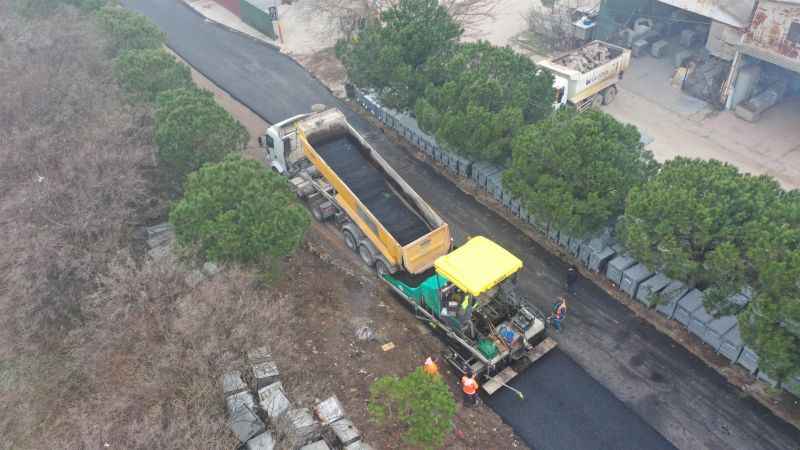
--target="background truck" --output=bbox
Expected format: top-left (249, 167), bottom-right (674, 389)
top-left (260, 107), bottom-right (451, 275)
top-left (540, 40), bottom-right (631, 111)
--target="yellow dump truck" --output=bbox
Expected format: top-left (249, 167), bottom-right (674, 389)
top-left (260, 107), bottom-right (451, 275)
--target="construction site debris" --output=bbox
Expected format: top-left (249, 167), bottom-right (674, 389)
top-left (344, 441), bottom-right (376, 450)
top-left (554, 41), bottom-right (611, 72)
top-left (381, 342), bottom-right (395, 352)
top-left (253, 360), bottom-right (280, 389)
top-left (247, 346), bottom-right (272, 364)
top-left (286, 408), bottom-right (322, 443)
top-left (299, 440), bottom-right (331, 450)
top-left (226, 390), bottom-right (257, 415)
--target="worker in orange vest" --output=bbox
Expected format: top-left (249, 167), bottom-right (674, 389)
top-left (461, 368), bottom-right (479, 406)
top-left (423, 356), bottom-right (440, 377)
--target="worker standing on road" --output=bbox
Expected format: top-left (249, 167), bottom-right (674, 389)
top-left (550, 297), bottom-right (567, 332)
top-left (423, 356), bottom-right (440, 377)
top-left (461, 369), bottom-right (479, 406)
top-left (566, 265), bottom-right (578, 295)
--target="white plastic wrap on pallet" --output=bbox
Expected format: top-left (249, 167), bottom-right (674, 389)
top-left (674, 289), bottom-right (705, 327)
top-left (620, 263), bottom-right (654, 298)
top-left (635, 272), bottom-right (671, 306)
top-left (703, 314), bottom-right (738, 351)
top-left (606, 254), bottom-right (636, 285)
top-left (655, 281), bottom-right (690, 319)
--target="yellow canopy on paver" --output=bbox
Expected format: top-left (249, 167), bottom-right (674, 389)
top-left (434, 236), bottom-right (523, 297)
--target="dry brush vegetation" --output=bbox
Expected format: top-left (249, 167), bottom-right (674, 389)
top-left (0, 6), bottom-right (294, 449)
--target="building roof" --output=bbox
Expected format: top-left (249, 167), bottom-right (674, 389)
top-left (740, 0), bottom-right (800, 73)
top-left (657, 0), bottom-right (756, 28)
top-left (435, 236), bottom-right (523, 296)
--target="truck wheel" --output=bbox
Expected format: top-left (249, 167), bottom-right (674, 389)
top-left (602, 86), bottom-right (618, 105)
top-left (375, 259), bottom-right (391, 277)
top-left (590, 94), bottom-right (603, 110)
top-left (358, 243), bottom-right (375, 267)
top-left (343, 230), bottom-right (357, 251)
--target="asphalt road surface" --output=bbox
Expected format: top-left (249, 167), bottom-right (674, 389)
top-left (122, 2), bottom-right (800, 449)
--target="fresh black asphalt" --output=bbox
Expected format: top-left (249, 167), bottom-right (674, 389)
top-left (488, 350), bottom-right (674, 450)
top-left (120, 2), bottom-right (800, 449)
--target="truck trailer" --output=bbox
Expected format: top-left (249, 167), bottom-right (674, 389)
top-left (539, 40), bottom-right (631, 111)
top-left (260, 108), bottom-right (554, 394)
top-left (261, 107), bottom-right (451, 275)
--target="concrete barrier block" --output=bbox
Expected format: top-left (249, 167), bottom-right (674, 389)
top-left (258, 382), bottom-right (290, 419)
top-left (300, 441), bottom-right (330, 450)
top-left (226, 390), bottom-right (257, 416)
top-left (229, 406), bottom-right (266, 443)
top-left (286, 408), bottom-right (321, 444)
top-left (737, 346), bottom-right (759, 374)
top-left (222, 371), bottom-right (247, 396)
top-left (247, 431), bottom-right (276, 450)
top-left (655, 281), bottom-right (689, 319)
top-left (588, 246), bottom-right (615, 273)
top-left (620, 263), bottom-right (654, 298)
top-left (703, 315), bottom-right (737, 351)
top-left (606, 255), bottom-right (636, 285)
top-left (331, 418), bottom-right (361, 446)
top-left (674, 289), bottom-right (704, 327)
top-left (252, 360), bottom-right (280, 389)
top-left (344, 441), bottom-right (376, 450)
top-left (247, 346), bottom-right (271, 364)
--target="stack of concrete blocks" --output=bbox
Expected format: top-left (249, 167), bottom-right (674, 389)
top-left (258, 381), bottom-right (290, 419)
top-left (717, 323), bottom-right (745, 363)
top-left (655, 281), bottom-right (690, 319)
top-left (223, 371), bottom-right (269, 445)
top-left (606, 254), bottom-right (636, 286)
top-left (620, 263), bottom-right (654, 298)
top-left (315, 396), bottom-right (371, 449)
top-left (674, 289), bottom-right (705, 327)
top-left (249, 346), bottom-right (280, 390)
top-left (737, 346), bottom-right (760, 374)
top-left (635, 273), bottom-right (671, 307)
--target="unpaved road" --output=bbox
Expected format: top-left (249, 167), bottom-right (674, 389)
top-left (121, 1), bottom-right (800, 449)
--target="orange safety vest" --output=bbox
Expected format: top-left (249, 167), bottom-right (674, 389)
top-left (424, 358), bottom-right (439, 376)
top-left (556, 302), bottom-right (567, 317)
top-left (461, 375), bottom-right (479, 395)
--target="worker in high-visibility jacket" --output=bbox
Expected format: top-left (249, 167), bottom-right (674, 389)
top-left (423, 356), bottom-right (440, 377)
top-left (461, 369), bottom-right (479, 405)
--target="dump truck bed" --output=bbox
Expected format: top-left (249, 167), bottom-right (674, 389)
top-left (313, 134), bottom-right (429, 245)
top-left (539, 40), bottom-right (630, 104)
top-left (298, 109), bottom-right (450, 274)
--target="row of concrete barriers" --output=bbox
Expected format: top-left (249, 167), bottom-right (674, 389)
top-left (351, 87), bottom-right (800, 398)
top-left (222, 346), bottom-right (374, 449)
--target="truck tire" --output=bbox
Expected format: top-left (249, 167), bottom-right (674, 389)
top-left (602, 86), bottom-right (618, 105)
top-left (590, 94), bottom-right (603, 110)
top-left (358, 242), bottom-right (375, 267)
top-left (375, 259), bottom-right (391, 277)
top-left (343, 230), bottom-right (357, 251)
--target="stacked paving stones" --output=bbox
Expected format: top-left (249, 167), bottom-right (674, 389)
top-left (223, 346), bottom-right (374, 449)
top-left (351, 87), bottom-right (797, 396)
